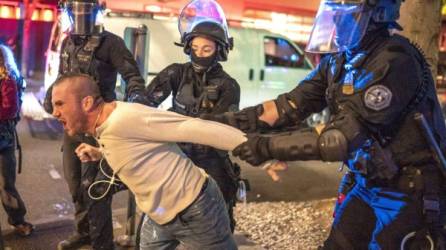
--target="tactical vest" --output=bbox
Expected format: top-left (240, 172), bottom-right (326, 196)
top-left (60, 34), bottom-right (118, 102)
top-left (61, 35), bottom-right (101, 78)
top-left (172, 65), bottom-right (223, 117)
top-left (168, 64), bottom-right (240, 199)
top-left (325, 34), bottom-right (445, 178)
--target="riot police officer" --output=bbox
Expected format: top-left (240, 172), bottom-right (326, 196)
top-left (208, 0), bottom-right (446, 248)
top-left (145, 0), bottom-right (241, 232)
top-left (44, 0), bottom-right (147, 249)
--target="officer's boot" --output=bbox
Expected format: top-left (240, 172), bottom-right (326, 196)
top-left (57, 233), bottom-right (91, 250)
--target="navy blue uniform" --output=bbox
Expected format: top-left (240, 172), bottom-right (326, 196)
top-left (233, 29), bottom-right (446, 249)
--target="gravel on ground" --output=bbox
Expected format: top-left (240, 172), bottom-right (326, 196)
top-left (234, 199), bottom-right (336, 250)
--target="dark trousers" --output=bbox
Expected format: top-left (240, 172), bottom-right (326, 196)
top-left (139, 178), bottom-right (237, 250)
top-left (0, 144), bottom-right (27, 226)
top-left (135, 155), bottom-right (239, 249)
top-left (63, 133), bottom-right (114, 250)
top-left (188, 155), bottom-right (238, 232)
top-left (322, 184), bottom-right (424, 250)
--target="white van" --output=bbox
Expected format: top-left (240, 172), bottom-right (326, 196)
top-left (44, 12), bottom-right (313, 110)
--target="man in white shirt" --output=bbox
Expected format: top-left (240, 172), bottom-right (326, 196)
top-left (51, 73), bottom-right (285, 250)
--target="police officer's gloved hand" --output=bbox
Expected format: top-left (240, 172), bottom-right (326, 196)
top-left (233, 105), bottom-right (271, 133)
top-left (233, 135), bottom-right (272, 166)
top-left (127, 93), bottom-right (152, 106)
top-left (200, 112), bottom-right (237, 126)
top-left (201, 105), bottom-right (271, 133)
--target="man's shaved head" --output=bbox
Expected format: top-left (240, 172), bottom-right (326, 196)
top-left (53, 73), bottom-right (101, 101)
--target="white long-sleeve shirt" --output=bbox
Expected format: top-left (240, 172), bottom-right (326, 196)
top-left (96, 101), bottom-right (247, 224)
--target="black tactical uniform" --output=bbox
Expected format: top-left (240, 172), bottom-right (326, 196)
top-left (217, 0), bottom-right (446, 248)
top-left (44, 17), bottom-right (147, 250)
top-left (143, 3), bottom-right (241, 233)
top-left (253, 30), bottom-right (446, 249)
top-left (145, 62), bottom-right (241, 231)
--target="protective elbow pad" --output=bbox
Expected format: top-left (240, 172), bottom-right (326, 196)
top-left (268, 128), bottom-right (321, 161)
top-left (318, 129), bottom-right (348, 162)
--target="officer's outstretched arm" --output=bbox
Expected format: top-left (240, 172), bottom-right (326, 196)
top-left (207, 57), bottom-right (329, 133)
top-left (233, 112), bottom-right (367, 166)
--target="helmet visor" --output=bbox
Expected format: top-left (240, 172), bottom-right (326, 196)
top-left (305, 0), bottom-right (372, 53)
top-left (64, 2), bottom-right (99, 35)
top-left (178, 0), bottom-right (229, 43)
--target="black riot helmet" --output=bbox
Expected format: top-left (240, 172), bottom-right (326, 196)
top-left (368, 0), bottom-right (404, 29)
top-left (306, 0), bottom-right (404, 53)
top-left (177, 0), bottom-right (233, 61)
top-left (59, 0), bottom-right (105, 36)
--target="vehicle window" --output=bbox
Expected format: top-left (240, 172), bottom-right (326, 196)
top-left (264, 36), bottom-right (308, 69)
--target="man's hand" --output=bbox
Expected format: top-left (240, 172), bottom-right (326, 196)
top-left (75, 143), bottom-right (102, 162)
top-left (233, 135), bottom-right (272, 166)
top-left (262, 160), bottom-right (288, 182)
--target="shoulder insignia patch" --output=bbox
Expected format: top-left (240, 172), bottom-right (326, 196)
top-left (364, 85), bottom-right (392, 111)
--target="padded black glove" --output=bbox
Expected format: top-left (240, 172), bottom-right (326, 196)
top-left (200, 105), bottom-right (270, 133)
top-left (233, 135), bottom-right (272, 166)
top-left (200, 112), bottom-right (237, 126)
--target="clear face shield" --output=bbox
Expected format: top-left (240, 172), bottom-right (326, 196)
top-left (60, 1), bottom-right (104, 35)
top-left (178, 0), bottom-right (230, 44)
top-left (305, 0), bottom-right (372, 53)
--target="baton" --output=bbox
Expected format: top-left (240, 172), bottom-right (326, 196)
top-left (414, 112), bottom-right (446, 177)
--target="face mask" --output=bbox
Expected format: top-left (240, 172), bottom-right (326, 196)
top-left (190, 50), bottom-right (217, 73)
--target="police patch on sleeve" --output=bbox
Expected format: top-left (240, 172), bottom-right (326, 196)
top-left (364, 85), bottom-right (392, 111)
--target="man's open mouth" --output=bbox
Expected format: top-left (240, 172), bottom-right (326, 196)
top-left (59, 120), bottom-right (67, 127)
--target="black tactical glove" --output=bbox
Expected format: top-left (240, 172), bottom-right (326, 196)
top-left (200, 105), bottom-right (270, 133)
top-left (200, 112), bottom-right (237, 126)
top-left (127, 93), bottom-right (152, 106)
top-left (233, 135), bottom-right (272, 166)
top-left (232, 106), bottom-right (263, 133)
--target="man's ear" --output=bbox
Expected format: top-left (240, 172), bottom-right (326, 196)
top-left (81, 96), bottom-right (96, 112)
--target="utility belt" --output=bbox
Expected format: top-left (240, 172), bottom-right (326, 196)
top-left (347, 157), bottom-right (437, 191)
